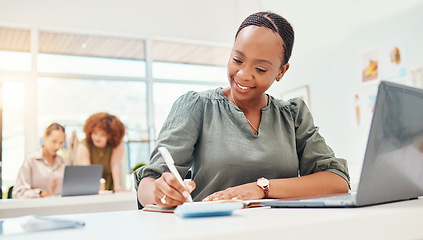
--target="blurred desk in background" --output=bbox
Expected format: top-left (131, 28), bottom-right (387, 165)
top-left (0, 191), bottom-right (137, 218)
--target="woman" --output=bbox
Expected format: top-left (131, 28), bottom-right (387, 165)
top-left (76, 112), bottom-right (125, 191)
top-left (13, 123), bottom-right (66, 198)
top-left (136, 12), bottom-right (350, 207)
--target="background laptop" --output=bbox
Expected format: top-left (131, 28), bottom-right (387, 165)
top-left (263, 81), bottom-right (423, 208)
top-left (61, 165), bottom-right (103, 197)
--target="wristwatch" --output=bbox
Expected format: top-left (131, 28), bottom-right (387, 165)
top-left (257, 177), bottom-right (270, 198)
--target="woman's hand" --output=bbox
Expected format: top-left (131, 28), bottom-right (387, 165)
top-left (40, 179), bottom-right (58, 197)
top-left (203, 182), bottom-right (264, 202)
top-left (154, 172), bottom-right (196, 207)
top-left (113, 185), bottom-right (128, 192)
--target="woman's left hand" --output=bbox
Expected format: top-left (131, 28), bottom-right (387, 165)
top-left (114, 186), bottom-right (131, 192)
top-left (202, 182), bottom-right (264, 201)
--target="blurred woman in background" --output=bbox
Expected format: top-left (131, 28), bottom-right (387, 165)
top-left (76, 112), bottom-right (126, 191)
top-left (13, 123), bottom-right (66, 198)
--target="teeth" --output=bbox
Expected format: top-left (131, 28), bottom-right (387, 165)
top-left (237, 83), bottom-right (249, 90)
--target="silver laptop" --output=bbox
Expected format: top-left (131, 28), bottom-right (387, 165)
top-left (263, 81), bottom-right (423, 207)
top-left (61, 165), bottom-right (103, 197)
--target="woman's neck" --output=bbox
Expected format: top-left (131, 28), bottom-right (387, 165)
top-left (42, 147), bottom-right (56, 165)
top-left (226, 88), bottom-right (268, 113)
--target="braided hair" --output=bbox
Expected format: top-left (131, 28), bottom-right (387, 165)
top-left (235, 12), bottom-right (294, 65)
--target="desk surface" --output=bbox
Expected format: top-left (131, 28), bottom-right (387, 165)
top-left (0, 191), bottom-right (137, 218)
top-left (2, 197), bottom-right (423, 240)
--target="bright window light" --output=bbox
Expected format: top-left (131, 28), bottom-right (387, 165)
top-left (153, 62), bottom-right (227, 82)
top-left (37, 54), bottom-right (146, 77)
top-left (2, 82), bottom-right (25, 187)
top-left (0, 51), bottom-right (31, 71)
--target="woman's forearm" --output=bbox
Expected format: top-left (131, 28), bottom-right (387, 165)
top-left (268, 171), bottom-right (349, 199)
top-left (111, 142), bottom-right (125, 190)
top-left (75, 144), bottom-right (91, 165)
top-left (111, 163), bottom-right (122, 190)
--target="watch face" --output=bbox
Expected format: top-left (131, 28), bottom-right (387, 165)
top-left (258, 178), bottom-right (269, 187)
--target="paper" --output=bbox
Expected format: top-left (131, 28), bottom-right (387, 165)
top-left (142, 198), bottom-right (280, 215)
top-left (0, 215), bottom-right (85, 236)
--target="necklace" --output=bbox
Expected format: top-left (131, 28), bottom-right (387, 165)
top-left (230, 91), bottom-right (259, 133)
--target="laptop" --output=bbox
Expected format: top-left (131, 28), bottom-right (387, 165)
top-left (61, 165), bottom-right (103, 197)
top-left (262, 81), bottom-right (423, 208)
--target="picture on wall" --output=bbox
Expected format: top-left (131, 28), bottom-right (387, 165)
top-left (281, 85), bottom-right (311, 110)
top-left (349, 86), bottom-right (378, 128)
top-left (381, 40), bottom-right (408, 80)
top-left (361, 47), bottom-right (379, 84)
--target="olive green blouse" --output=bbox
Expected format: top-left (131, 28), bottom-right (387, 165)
top-left (135, 88), bottom-right (350, 201)
top-left (81, 139), bottom-right (114, 190)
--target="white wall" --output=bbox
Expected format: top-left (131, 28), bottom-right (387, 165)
top-left (263, 0), bottom-right (423, 187)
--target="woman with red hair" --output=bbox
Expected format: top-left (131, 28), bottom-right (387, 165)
top-left (76, 112), bottom-right (126, 191)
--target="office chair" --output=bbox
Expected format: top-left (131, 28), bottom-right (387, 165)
top-left (7, 186), bottom-right (13, 199)
top-left (137, 196), bottom-right (143, 210)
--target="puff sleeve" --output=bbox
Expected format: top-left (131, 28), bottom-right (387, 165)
top-left (289, 98), bottom-right (350, 186)
top-left (134, 91), bottom-right (203, 191)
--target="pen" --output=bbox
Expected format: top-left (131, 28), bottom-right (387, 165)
top-left (158, 146), bottom-right (193, 202)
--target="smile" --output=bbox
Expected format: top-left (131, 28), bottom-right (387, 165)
top-left (236, 82), bottom-right (253, 90)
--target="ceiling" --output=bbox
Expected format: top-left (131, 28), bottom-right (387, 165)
top-left (0, 27), bottom-right (30, 52)
top-left (39, 31), bottom-right (145, 61)
top-left (0, 27), bottom-right (231, 66)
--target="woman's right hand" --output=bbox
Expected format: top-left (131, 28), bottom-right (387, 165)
top-left (40, 179), bottom-right (58, 197)
top-left (154, 172), bottom-right (195, 207)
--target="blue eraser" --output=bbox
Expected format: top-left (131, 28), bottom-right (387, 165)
top-left (174, 202), bottom-right (244, 218)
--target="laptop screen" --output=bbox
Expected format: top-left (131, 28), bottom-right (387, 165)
top-left (61, 165), bottom-right (103, 197)
top-left (357, 81), bottom-right (423, 205)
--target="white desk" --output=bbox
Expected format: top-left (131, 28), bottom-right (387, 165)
top-left (2, 197), bottom-right (423, 240)
top-left (0, 191), bottom-right (137, 218)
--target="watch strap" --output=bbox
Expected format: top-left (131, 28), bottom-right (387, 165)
top-left (263, 185), bottom-right (269, 198)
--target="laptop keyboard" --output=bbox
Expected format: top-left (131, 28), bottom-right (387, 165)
top-left (308, 193), bottom-right (356, 201)
top-left (297, 193), bottom-right (357, 206)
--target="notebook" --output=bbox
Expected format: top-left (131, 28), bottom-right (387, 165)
top-left (61, 165), bottom-right (103, 197)
top-left (143, 200), bottom-right (254, 218)
top-left (0, 215), bottom-right (85, 236)
top-left (262, 81), bottom-right (423, 208)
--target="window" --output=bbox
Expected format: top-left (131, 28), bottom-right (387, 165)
top-left (152, 62), bottom-right (226, 82)
top-left (0, 27), bottom-right (30, 189)
top-left (37, 77), bottom-right (149, 185)
top-left (1, 82), bottom-right (25, 187)
top-left (38, 54), bottom-right (145, 77)
top-left (0, 51), bottom-right (31, 72)
top-left (0, 27), bottom-right (31, 72)
top-left (37, 77), bottom-right (148, 145)
top-left (153, 82), bottom-right (213, 137)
